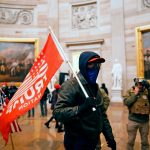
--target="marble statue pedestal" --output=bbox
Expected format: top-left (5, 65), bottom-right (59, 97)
top-left (111, 88), bottom-right (122, 102)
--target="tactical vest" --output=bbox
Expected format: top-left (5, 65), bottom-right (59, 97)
top-left (130, 90), bottom-right (150, 114)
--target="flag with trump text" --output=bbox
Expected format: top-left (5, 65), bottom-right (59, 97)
top-left (0, 96), bottom-right (21, 146)
top-left (0, 34), bottom-right (64, 143)
top-left (0, 97), bottom-right (21, 137)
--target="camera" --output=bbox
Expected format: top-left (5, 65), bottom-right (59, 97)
top-left (133, 78), bottom-right (150, 89)
top-left (141, 80), bottom-right (150, 89)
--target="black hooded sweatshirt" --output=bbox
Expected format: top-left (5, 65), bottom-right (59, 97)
top-left (53, 51), bottom-right (114, 141)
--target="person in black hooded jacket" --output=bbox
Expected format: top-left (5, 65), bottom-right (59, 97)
top-left (53, 51), bottom-right (116, 150)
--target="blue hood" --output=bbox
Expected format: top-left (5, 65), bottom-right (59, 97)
top-left (79, 51), bottom-right (101, 82)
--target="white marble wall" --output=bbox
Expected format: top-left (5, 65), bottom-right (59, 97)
top-left (0, 0), bottom-right (59, 50)
top-left (0, 0), bottom-right (150, 101)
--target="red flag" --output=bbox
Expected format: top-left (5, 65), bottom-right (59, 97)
top-left (0, 34), bottom-right (64, 143)
top-left (0, 97), bottom-right (21, 143)
top-left (10, 120), bottom-right (21, 133)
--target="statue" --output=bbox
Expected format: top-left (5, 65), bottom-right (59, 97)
top-left (111, 59), bottom-right (122, 89)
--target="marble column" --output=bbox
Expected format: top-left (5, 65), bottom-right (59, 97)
top-left (111, 0), bottom-right (126, 102)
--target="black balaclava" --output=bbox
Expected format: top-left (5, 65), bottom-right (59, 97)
top-left (79, 51), bottom-right (105, 84)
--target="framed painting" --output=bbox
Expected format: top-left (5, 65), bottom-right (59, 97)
top-left (0, 37), bottom-right (39, 86)
top-left (136, 25), bottom-right (150, 80)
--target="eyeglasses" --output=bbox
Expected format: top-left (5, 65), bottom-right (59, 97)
top-left (87, 62), bottom-right (101, 69)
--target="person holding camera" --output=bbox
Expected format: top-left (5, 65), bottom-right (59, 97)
top-left (124, 78), bottom-right (150, 150)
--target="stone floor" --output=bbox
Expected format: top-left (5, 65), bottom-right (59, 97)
top-left (0, 103), bottom-right (149, 150)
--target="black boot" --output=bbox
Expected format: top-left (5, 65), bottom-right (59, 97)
top-left (44, 122), bottom-right (50, 128)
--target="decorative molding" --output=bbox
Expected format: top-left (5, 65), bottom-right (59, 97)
top-left (143, 0), bottom-right (150, 8)
top-left (0, 0), bottom-right (37, 6)
top-left (72, 2), bottom-right (97, 29)
top-left (0, 7), bottom-right (33, 25)
top-left (66, 39), bottom-right (104, 47)
top-left (70, 0), bottom-right (97, 5)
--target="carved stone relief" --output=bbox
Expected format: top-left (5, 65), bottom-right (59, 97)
top-left (72, 3), bottom-right (97, 29)
top-left (0, 7), bottom-right (33, 25)
top-left (143, 0), bottom-right (150, 7)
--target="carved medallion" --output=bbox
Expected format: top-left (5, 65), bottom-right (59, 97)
top-left (0, 7), bottom-right (33, 25)
top-left (19, 10), bottom-right (33, 25)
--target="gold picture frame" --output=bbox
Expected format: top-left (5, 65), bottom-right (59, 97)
top-left (135, 25), bottom-right (150, 80)
top-left (0, 37), bottom-right (39, 86)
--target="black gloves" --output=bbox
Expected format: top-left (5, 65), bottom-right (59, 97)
top-left (107, 139), bottom-right (116, 150)
top-left (78, 97), bottom-right (96, 114)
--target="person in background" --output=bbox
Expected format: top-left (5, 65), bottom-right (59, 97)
top-left (101, 83), bottom-right (108, 95)
top-left (100, 83), bottom-right (110, 112)
top-left (45, 83), bottom-right (64, 132)
top-left (40, 87), bottom-right (50, 117)
top-left (53, 51), bottom-right (116, 150)
top-left (96, 86), bottom-right (110, 150)
top-left (1, 82), bottom-right (9, 98)
top-left (8, 82), bottom-right (18, 100)
top-left (0, 88), bottom-right (7, 113)
top-left (124, 78), bottom-right (150, 150)
top-left (28, 108), bottom-right (34, 118)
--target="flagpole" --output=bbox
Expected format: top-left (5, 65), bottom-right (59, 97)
top-left (48, 26), bottom-right (89, 98)
top-left (10, 133), bottom-right (15, 150)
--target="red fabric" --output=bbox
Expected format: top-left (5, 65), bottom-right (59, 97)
top-left (0, 97), bottom-right (21, 144)
top-left (0, 98), bottom-right (11, 143)
top-left (0, 34), bottom-right (64, 144)
top-left (1, 82), bottom-right (7, 86)
top-left (54, 83), bottom-right (61, 89)
top-left (10, 120), bottom-right (21, 133)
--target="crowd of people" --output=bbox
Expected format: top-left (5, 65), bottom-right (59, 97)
top-left (0, 82), bottom-right (18, 114)
top-left (0, 81), bottom-right (65, 133)
top-left (0, 82), bottom-right (17, 100)
top-left (44, 83), bottom-right (64, 132)
top-left (0, 50), bottom-right (150, 150)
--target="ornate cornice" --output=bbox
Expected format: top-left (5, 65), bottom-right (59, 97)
top-left (66, 39), bottom-right (104, 47)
